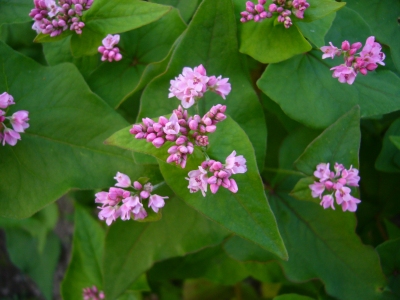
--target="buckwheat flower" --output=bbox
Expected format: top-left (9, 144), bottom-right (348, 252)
top-left (309, 181), bottom-right (325, 198)
top-left (148, 194), bottom-right (168, 213)
top-left (2, 128), bottom-right (21, 146)
top-left (114, 172), bottom-right (131, 188)
top-left (320, 42), bottom-right (341, 59)
top-left (360, 36), bottom-right (385, 66)
top-left (225, 151), bottom-right (247, 174)
top-left (320, 194), bottom-right (335, 210)
top-left (134, 207), bottom-right (147, 220)
top-left (83, 286), bottom-right (105, 300)
top-left (313, 163), bottom-right (331, 181)
top-left (163, 112), bottom-right (180, 135)
top-left (341, 196), bottom-right (361, 212)
top-left (98, 205), bottom-right (120, 226)
top-left (10, 111), bottom-right (29, 133)
top-left (0, 92), bottom-right (15, 109)
top-left (207, 75), bottom-right (231, 99)
top-left (186, 167), bottom-right (208, 197)
top-left (102, 34), bottom-right (120, 50)
top-left (330, 65), bottom-right (357, 85)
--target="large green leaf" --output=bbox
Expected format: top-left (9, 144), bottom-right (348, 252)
top-left (87, 9), bottom-right (186, 108)
top-left (295, 12), bottom-right (336, 47)
top-left (138, 0), bottom-right (267, 170)
top-left (258, 50), bottom-right (400, 129)
top-left (298, 0), bottom-right (345, 23)
top-left (376, 118), bottom-right (400, 173)
top-left (273, 295), bottom-right (314, 300)
top-left (0, 0), bottom-right (32, 25)
top-left (106, 117), bottom-right (287, 259)
top-left (376, 238), bottom-right (400, 297)
top-left (0, 41), bottom-right (160, 218)
top-left (238, 16), bottom-right (311, 64)
top-left (102, 197), bottom-right (230, 299)
top-left (224, 193), bottom-right (389, 300)
top-left (345, 0), bottom-right (400, 72)
top-left (61, 205), bottom-right (105, 300)
top-left (5, 228), bottom-right (60, 300)
top-left (150, 0), bottom-right (201, 23)
top-left (294, 107), bottom-right (360, 175)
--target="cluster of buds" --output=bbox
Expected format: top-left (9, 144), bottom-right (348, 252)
top-left (309, 163), bottom-right (361, 212)
top-left (321, 36), bottom-right (385, 85)
top-left (83, 286), bottom-right (105, 300)
top-left (0, 92), bottom-right (29, 146)
top-left (168, 64), bottom-right (231, 109)
top-left (98, 34), bottom-right (123, 62)
top-left (186, 151), bottom-right (247, 196)
top-left (240, 0), bottom-right (310, 28)
top-left (95, 172), bottom-right (168, 225)
top-left (130, 104), bottom-right (227, 168)
top-left (29, 0), bottom-right (93, 37)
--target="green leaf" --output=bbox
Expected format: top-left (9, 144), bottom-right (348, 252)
top-left (0, 0), bottom-right (32, 25)
top-left (273, 294), bottom-right (315, 300)
top-left (389, 136), bottom-right (400, 150)
top-left (0, 203), bottom-right (58, 253)
top-left (0, 41), bottom-right (160, 218)
top-left (376, 238), bottom-right (400, 297)
top-left (294, 106), bottom-right (361, 175)
top-left (138, 0), bottom-right (267, 170)
top-left (376, 118), bottom-right (400, 173)
top-left (345, 0), bottom-right (400, 72)
top-left (258, 51), bottom-right (400, 129)
top-left (225, 193), bottom-right (389, 300)
top-left (150, 0), bottom-right (201, 23)
top-left (102, 197), bottom-right (230, 299)
top-left (238, 17), bottom-right (311, 64)
top-left (299, 0), bottom-right (345, 23)
top-left (61, 205), bottom-right (105, 300)
top-left (290, 177), bottom-right (318, 203)
top-left (106, 116), bottom-right (287, 259)
top-left (5, 229), bottom-right (61, 300)
top-left (87, 9), bottom-right (186, 108)
top-left (324, 6), bottom-right (372, 45)
top-left (67, 0), bottom-right (171, 57)
top-left (295, 12), bottom-right (336, 47)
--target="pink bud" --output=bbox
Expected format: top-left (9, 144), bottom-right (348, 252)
top-left (152, 137), bottom-right (165, 148)
top-left (133, 181), bottom-right (142, 190)
top-left (146, 133), bottom-right (156, 142)
top-left (341, 41), bottom-right (350, 51)
top-left (140, 190), bottom-right (150, 199)
top-left (269, 3), bottom-right (277, 12)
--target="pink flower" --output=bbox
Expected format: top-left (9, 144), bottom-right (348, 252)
top-left (163, 112), bottom-right (180, 135)
top-left (340, 196), bottom-right (361, 212)
top-left (330, 65), bottom-right (357, 85)
top-left (114, 172), bottom-right (131, 188)
top-left (360, 36), bottom-right (385, 66)
top-left (148, 194), bottom-right (168, 213)
top-left (186, 167), bottom-right (208, 197)
top-left (320, 42), bottom-right (341, 59)
top-left (134, 207), bottom-right (147, 220)
top-left (225, 151), bottom-right (247, 174)
top-left (83, 286), bottom-right (105, 300)
top-left (313, 163), bottom-right (331, 181)
top-left (0, 92), bottom-right (14, 109)
top-left (2, 128), bottom-right (21, 146)
top-left (320, 194), bottom-right (335, 210)
top-left (207, 76), bottom-right (231, 99)
top-left (309, 182), bottom-right (325, 198)
top-left (102, 34), bottom-right (120, 50)
top-left (10, 110), bottom-right (29, 133)
top-left (98, 206), bottom-right (120, 226)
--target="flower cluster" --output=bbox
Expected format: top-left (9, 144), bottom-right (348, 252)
top-left (321, 36), bottom-right (385, 84)
top-left (0, 92), bottom-right (29, 146)
top-left (168, 64), bottom-right (231, 109)
top-left (95, 172), bottom-right (168, 225)
top-left (240, 0), bottom-right (310, 28)
top-left (309, 163), bottom-right (361, 212)
top-left (186, 151), bottom-right (247, 196)
top-left (29, 0), bottom-right (93, 37)
top-left (98, 34), bottom-right (123, 62)
top-left (83, 286), bottom-right (105, 300)
top-left (130, 104), bottom-right (227, 168)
